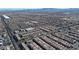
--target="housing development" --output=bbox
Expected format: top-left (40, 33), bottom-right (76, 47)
top-left (0, 10), bottom-right (79, 50)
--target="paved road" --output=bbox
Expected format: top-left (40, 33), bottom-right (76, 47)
top-left (1, 16), bottom-right (20, 50)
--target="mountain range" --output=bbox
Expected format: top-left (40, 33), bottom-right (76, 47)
top-left (0, 8), bottom-right (79, 12)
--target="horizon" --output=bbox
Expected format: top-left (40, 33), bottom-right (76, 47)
top-left (0, 8), bottom-right (79, 9)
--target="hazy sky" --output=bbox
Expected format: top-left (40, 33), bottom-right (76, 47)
top-left (0, 0), bottom-right (79, 8)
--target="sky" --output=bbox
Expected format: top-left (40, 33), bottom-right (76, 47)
top-left (0, 0), bottom-right (79, 8)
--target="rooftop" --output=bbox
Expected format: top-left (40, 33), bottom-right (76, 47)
top-left (2, 15), bottom-right (10, 19)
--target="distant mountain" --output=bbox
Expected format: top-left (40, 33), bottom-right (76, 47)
top-left (25, 8), bottom-right (79, 13)
top-left (0, 8), bottom-right (79, 13)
